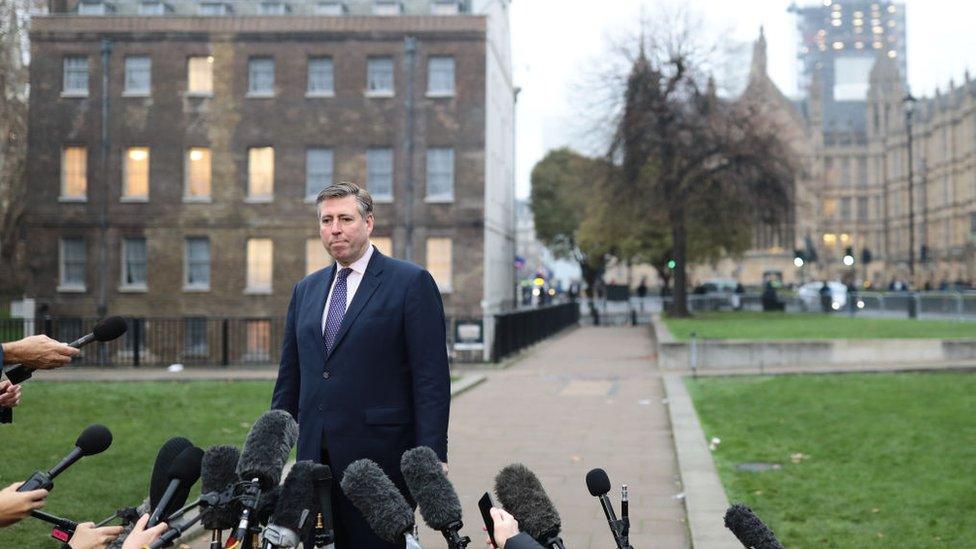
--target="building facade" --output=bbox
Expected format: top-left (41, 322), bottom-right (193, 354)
top-left (20, 0), bottom-right (515, 360)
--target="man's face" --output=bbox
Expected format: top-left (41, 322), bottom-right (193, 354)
top-left (318, 195), bottom-right (374, 266)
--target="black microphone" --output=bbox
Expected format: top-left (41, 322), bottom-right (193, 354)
top-left (4, 316), bottom-right (128, 384)
top-left (18, 424), bottom-right (113, 492)
top-left (30, 509), bottom-right (79, 545)
top-left (226, 410), bottom-right (299, 548)
top-left (311, 462), bottom-right (334, 548)
top-left (147, 445), bottom-right (204, 527)
top-left (262, 461), bottom-right (320, 548)
top-left (401, 446), bottom-right (469, 549)
top-left (340, 459), bottom-right (422, 548)
top-left (199, 445), bottom-right (243, 534)
top-left (495, 464), bottom-right (564, 549)
top-left (724, 503), bottom-right (784, 549)
top-left (585, 468), bottom-right (632, 549)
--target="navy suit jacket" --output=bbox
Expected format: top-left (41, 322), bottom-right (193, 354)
top-left (271, 248), bottom-right (450, 482)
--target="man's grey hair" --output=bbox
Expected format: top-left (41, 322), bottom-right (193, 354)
top-left (315, 182), bottom-right (374, 219)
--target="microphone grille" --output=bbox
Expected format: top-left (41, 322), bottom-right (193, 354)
top-left (93, 316), bottom-right (128, 342)
top-left (585, 468), bottom-right (612, 497)
top-left (76, 424), bottom-right (113, 456)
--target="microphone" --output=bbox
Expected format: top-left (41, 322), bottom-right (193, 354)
top-left (401, 446), bottom-right (470, 549)
top-left (18, 424), bottom-right (113, 492)
top-left (30, 509), bottom-right (79, 544)
top-left (4, 316), bottom-right (128, 384)
top-left (199, 445), bottom-right (243, 534)
top-left (311, 462), bottom-right (334, 548)
top-left (495, 464), bottom-right (564, 549)
top-left (724, 503), bottom-right (784, 549)
top-left (226, 410), bottom-right (299, 548)
top-left (340, 459), bottom-right (422, 549)
top-left (147, 445), bottom-right (204, 527)
top-left (262, 461), bottom-right (320, 548)
top-left (585, 468), bottom-right (632, 549)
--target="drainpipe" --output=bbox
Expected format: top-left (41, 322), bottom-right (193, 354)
top-left (403, 36), bottom-right (417, 262)
top-left (97, 38), bottom-right (112, 318)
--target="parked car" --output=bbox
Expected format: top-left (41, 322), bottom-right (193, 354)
top-left (797, 281), bottom-right (848, 311)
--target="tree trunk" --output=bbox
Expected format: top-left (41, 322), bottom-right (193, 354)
top-left (580, 261), bottom-right (601, 325)
top-left (669, 205), bottom-right (691, 317)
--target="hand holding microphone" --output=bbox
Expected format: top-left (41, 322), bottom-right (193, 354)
top-left (0, 482), bottom-right (48, 527)
top-left (3, 316), bottom-right (127, 385)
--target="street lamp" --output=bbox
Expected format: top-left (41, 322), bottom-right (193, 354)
top-left (903, 92), bottom-right (918, 318)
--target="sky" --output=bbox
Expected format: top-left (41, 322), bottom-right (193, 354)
top-left (509, 0), bottom-right (976, 199)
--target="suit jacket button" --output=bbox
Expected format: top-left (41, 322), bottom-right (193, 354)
top-left (323, 371), bottom-right (331, 380)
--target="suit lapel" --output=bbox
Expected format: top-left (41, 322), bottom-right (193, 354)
top-left (329, 250), bottom-right (385, 356)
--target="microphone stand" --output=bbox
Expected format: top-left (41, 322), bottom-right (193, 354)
top-left (439, 521), bottom-right (471, 549)
top-left (596, 489), bottom-right (632, 549)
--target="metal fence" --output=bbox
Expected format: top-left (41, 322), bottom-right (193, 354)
top-left (492, 302), bottom-right (579, 362)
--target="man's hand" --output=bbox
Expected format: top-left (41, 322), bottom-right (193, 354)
top-left (0, 482), bottom-right (48, 527)
top-left (2, 335), bottom-right (79, 369)
top-left (120, 513), bottom-right (168, 549)
top-left (68, 522), bottom-right (125, 549)
top-left (0, 380), bottom-right (22, 408)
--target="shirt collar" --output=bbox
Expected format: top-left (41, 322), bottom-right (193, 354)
top-left (342, 242), bottom-right (374, 276)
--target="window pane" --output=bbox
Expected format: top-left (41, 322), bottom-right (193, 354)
top-left (184, 317), bottom-right (209, 357)
top-left (199, 2), bottom-right (227, 15)
top-left (61, 237), bottom-right (86, 287)
top-left (122, 237), bottom-right (147, 286)
top-left (63, 57), bottom-right (88, 93)
top-left (315, 2), bottom-right (344, 15)
top-left (305, 238), bottom-right (331, 275)
top-left (426, 148), bottom-right (453, 200)
top-left (426, 237), bottom-right (452, 291)
top-left (244, 320), bottom-right (271, 361)
top-left (367, 58), bottom-right (394, 92)
top-left (139, 1), bottom-right (165, 15)
top-left (308, 57), bottom-right (334, 93)
top-left (185, 237), bottom-right (210, 287)
top-left (259, 2), bottom-right (286, 14)
top-left (62, 147), bottom-right (87, 199)
top-left (372, 236), bottom-right (392, 257)
top-left (123, 147), bottom-right (149, 199)
top-left (247, 238), bottom-right (273, 291)
top-left (124, 56), bottom-right (151, 94)
top-left (78, 2), bottom-right (105, 15)
top-left (188, 56), bottom-right (213, 94)
top-left (248, 58), bottom-right (274, 94)
top-left (427, 56), bottom-right (454, 94)
top-left (306, 148), bottom-right (333, 199)
top-left (372, 0), bottom-right (400, 15)
top-left (186, 148), bottom-right (211, 198)
top-left (248, 147), bottom-right (274, 198)
top-left (367, 148), bottom-right (393, 199)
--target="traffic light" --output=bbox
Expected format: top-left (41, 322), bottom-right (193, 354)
top-left (793, 249), bottom-right (805, 268)
top-left (843, 247), bottom-right (855, 266)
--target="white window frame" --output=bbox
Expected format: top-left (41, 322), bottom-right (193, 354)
top-left (426, 56), bottom-right (455, 97)
top-left (366, 57), bottom-right (394, 97)
top-left (259, 1), bottom-right (287, 14)
top-left (315, 1), bottom-right (345, 15)
top-left (62, 56), bottom-right (89, 97)
top-left (307, 57), bottom-right (335, 97)
top-left (425, 148), bottom-right (454, 202)
top-left (426, 237), bottom-right (453, 293)
top-left (123, 56), bottom-right (151, 96)
top-left (184, 237), bottom-right (211, 291)
top-left (199, 2), bottom-right (228, 15)
top-left (247, 57), bottom-right (275, 97)
top-left (60, 146), bottom-right (88, 202)
top-left (58, 237), bottom-right (87, 293)
top-left (77, 1), bottom-right (106, 15)
top-left (367, 148), bottom-right (393, 202)
top-left (139, 1), bottom-right (166, 15)
top-left (305, 148), bottom-right (334, 202)
top-left (372, 0), bottom-right (401, 15)
top-left (245, 238), bottom-right (274, 294)
top-left (187, 56), bottom-right (214, 96)
top-left (120, 237), bottom-right (148, 292)
top-left (247, 147), bottom-right (275, 202)
top-left (184, 147), bottom-right (212, 202)
top-left (121, 147), bottom-right (150, 202)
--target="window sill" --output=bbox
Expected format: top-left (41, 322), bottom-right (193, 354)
top-left (57, 285), bottom-right (86, 293)
top-left (120, 196), bottom-right (149, 203)
top-left (304, 196), bottom-right (318, 204)
top-left (244, 196), bottom-right (274, 204)
top-left (183, 285), bottom-right (211, 292)
top-left (58, 196), bottom-right (88, 203)
top-left (364, 90), bottom-right (395, 98)
top-left (183, 196), bottom-right (213, 203)
top-left (306, 91), bottom-right (335, 98)
top-left (245, 91), bottom-right (276, 98)
top-left (425, 195), bottom-right (454, 204)
top-left (119, 285), bottom-right (148, 293)
top-left (122, 91), bottom-right (151, 98)
top-left (426, 91), bottom-right (455, 98)
top-left (60, 91), bottom-right (89, 98)
top-left (437, 285), bottom-right (453, 294)
top-left (186, 92), bottom-right (213, 98)
top-left (373, 195), bottom-right (394, 203)
top-left (245, 287), bottom-right (273, 295)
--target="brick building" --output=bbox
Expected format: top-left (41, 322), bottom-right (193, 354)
top-left (19, 0), bottom-right (515, 361)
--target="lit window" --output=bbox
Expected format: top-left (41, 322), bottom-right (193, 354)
top-left (248, 58), bottom-right (275, 95)
top-left (121, 237), bottom-right (147, 289)
top-left (199, 2), bottom-right (227, 15)
top-left (185, 148), bottom-right (211, 200)
top-left (306, 148), bottom-right (333, 200)
top-left (139, 2), bottom-right (165, 15)
top-left (426, 237), bottom-right (452, 292)
top-left (78, 1), bottom-right (106, 15)
top-left (367, 57), bottom-right (394, 94)
top-left (185, 237), bottom-right (210, 289)
top-left (372, 0), bottom-right (400, 15)
top-left (832, 41), bottom-right (843, 50)
top-left (63, 57), bottom-right (89, 95)
top-left (248, 147), bottom-right (274, 200)
top-left (822, 198), bottom-right (837, 218)
top-left (184, 317), bottom-right (209, 357)
top-left (367, 148), bottom-right (393, 200)
top-left (427, 56), bottom-right (454, 95)
top-left (305, 238), bottom-right (330, 275)
top-left (61, 146), bottom-right (87, 200)
top-left (188, 56), bottom-right (214, 95)
top-left (372, 236), bottom-right (392, 257)
top-left (60, 237), bottom-right (87, 291)
top-left (246, 238), bottom-right (273, 292)
top-left (887, 50), bottom-right (897, 58)
top-left (315, 1), bottom-right (345, 15)
top-left (124, 56), bottom-right (151, 95)
top-left (123, 147), bottom-right (149, 200)
top-left (308, 57), bottom-right (334, 95)
top-left (426, 148), bottom-right (454, 201)
top-left (259, 2), bottom-right (286, 14)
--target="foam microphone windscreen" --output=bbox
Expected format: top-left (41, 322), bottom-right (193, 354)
top-left (76, 424), bottom-right (113, 456)
top-left (200, 445), bottom-right (241, 530)
top-left (255, 484), bottom-right (283, 525)
top-left (236, 410), bottom-right (299, 490)
top-left (149, 437), bottom-right (193, 510)
top-left (495, 463), bottom-right (562, 543)
top-left (585, 468), bottom-right (612, 497)
top-left (93, 316), bottom-right (128, 342)
top-left (340, 459), bottom-right (415, 544)
top-left (272, 461), bottom-right (320, 532)
top-left (724, 504), bottom-right (784, 549)
top-left (401, 446), bottom-right (461, 530)
top-left (158, 446), bottom-right (204, 519)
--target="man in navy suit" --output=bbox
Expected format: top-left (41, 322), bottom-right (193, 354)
top-left (271, 182), bottom-right (450, 549)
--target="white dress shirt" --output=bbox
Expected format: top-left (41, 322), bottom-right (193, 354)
top-left (321, 242), bottom-right (375, 334)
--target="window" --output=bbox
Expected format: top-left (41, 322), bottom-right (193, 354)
top-left (185, 237), bottom-right (210, 290)
top-left (366, 58), bottom-right (394, 95)
top-left (372, 236), bottom-right (392, 257)
top-left (199, 2), bottom-right (227, 15)
top-left (315, 1), bottom-right (345, 14)
top-left (840, 157), bottom-right (851, 186)
top-left (840, 197), bottom-right (851, 221)
top-left (185, 148), bottom-right (211, 200)
top-left (124, 56), bottom-right (151, 95)
top-left (187, 56), bottom-right (213, 95)
top-left (61, 146), bottom-right (87, 201)
top-left (123, 147), bottom-right (149, 201)
top-left (427, 56), bottom-right (454, 95)
top-left (139, 2), bottom-right (165, 15)
top-left (184, 317), bottom-right (209, 358)
top-left (307, 57), bottom-right (334, 95)
top-left (822, 198), bottom-right (837, 218)
top-left (857, 157), bottom-right (868, 186)
top-left (63, 57), bottom-right (88, 95)
top-left (431, 0), bottom-right (459, 15)
top-left (971, 212), bottom-right (976, 235)
top-left (305, 238), bottom-right (330, 275)
top-left (857, 197), bottom-right (868, 220)
top-left (372, 0), bottom-right (401, 15)
top-left (246, 238), bottom-right (273, 292)
top-left (59, 237), bottom-right (86, 291)
top-left (824, 157), bottom-right (837, 185)
top-left (306, 148), bottom-right (333, 200)
top-left (367, 148), bottom-right (393, 200)
top-left (248, 58), bottom-right (274, 96)
top-left (248, 147), bottom-right (274, 200)
top-left (244, 320), bottom-right (271, 361)
top-left (426, 148), bottom-right (454, 201)
top-left (259, 1), bottom-right (286, 14)
top-left (121, 237), bottom-right (147, 289)
top-left (77, 1), bottom-right (106, 15)
top-left (426, 237), bottom-right (452, 292)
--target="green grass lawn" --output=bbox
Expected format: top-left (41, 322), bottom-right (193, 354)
top-left (686, 372), bottom-right (976, 548)
top-left (0, 381), bottom-right (274, 548)
top-left (665, 312), bottom-right (976, 340)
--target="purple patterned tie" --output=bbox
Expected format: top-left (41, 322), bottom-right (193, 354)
top-left (324, 267), bottom-right (352, 355)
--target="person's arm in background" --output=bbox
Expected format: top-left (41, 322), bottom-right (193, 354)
top-left (487, 508), bottom-right (545, 549)
top-left (0, 482), bottom-right (48, 527)
top-left (2, 335), bottom-right (79, 369)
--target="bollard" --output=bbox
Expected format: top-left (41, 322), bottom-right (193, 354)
top-left (690, 331), bottom-right (698, 378)
top-left (631, 309), bottom-right (637, 326)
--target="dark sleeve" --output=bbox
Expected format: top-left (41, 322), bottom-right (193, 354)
top-left (271, 283), bottom-right (301, 419)
top-left (404, 269), bottom-right (451, 463)
top-left (504, 533), bottom-right (546, 549)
